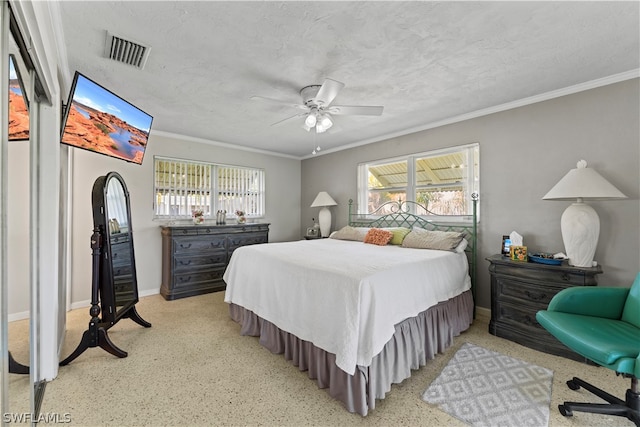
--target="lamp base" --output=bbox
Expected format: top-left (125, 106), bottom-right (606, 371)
top-left (318, 207), bottom-right (332, 238)
top-left (561, 202), bottom-right (599, 267)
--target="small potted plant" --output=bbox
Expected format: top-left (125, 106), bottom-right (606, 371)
top-left (192, 209), bottom-right (205, 225)
top-left (235, 210), bottom-right (246, 224)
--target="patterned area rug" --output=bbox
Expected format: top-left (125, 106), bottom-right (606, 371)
top-left (422, 342), bottom-right (554, 427)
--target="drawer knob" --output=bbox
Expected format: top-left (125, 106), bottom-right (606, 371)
top-left (178, 276), bottom-right (191, 283)
top-left (179, 260), bottom-right (192, 266)
top-left (561, 273), bottom-right (570, 281)
top-left (180, 243), bottom-right (192, 249)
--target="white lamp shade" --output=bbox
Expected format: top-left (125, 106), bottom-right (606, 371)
top-left (543, 160), bottom-right (626, 267)
top-left (310, 191), bottom-right (337, 208)
top-left (542, 160), bottom-right (626, 201)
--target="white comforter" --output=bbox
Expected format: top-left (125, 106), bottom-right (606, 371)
top-left (223, 238), bottom-right (471, 375)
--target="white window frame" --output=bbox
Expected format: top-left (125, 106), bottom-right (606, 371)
top-left (357, 143), bottom-right (479, 222)
top-left (153, 156), bottom-right (265, 220)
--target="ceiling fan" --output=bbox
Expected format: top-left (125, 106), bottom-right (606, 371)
top-left (251, 78), bottom-right (384, 134)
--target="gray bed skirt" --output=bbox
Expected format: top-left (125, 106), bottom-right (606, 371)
top-left (228, 289), bottom-right (474, 416)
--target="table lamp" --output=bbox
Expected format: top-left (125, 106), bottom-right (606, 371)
top-left (542, 160), bottom-right (626, 267)
top-left (311, 191), bottom-right (337, 237)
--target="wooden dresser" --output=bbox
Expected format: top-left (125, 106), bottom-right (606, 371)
top-left (160, 223), bottom-right (269, 300)
top-left (486, 254), bottom-right (602, 361)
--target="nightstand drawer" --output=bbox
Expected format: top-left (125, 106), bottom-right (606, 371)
top-left (491, 262), bottom-right (591, 286)
top-left (496, 278), bottom-right (567, 306)
top-left (495, 299), bottom-right (544, 330)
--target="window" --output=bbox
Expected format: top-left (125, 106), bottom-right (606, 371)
top-left (154, 157), bottom-right (265, 219)
top-left (357, 143), bottom-right (479, 220)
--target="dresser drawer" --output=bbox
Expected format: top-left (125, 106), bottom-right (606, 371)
top-left (228, 232), bottom-right (268, 251)
top-left (173, 253), bottom-right (227, 272)
top-left (173, 268), bottom-right (225, 289)
top-left (172, 235), bottom-right (226, 253)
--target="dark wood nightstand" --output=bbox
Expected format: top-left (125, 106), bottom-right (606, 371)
top-left (486, 254), bottom-right (603, 362)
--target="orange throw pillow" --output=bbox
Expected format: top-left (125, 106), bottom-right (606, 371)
top-left (364, 228), bottom-right (394, 246)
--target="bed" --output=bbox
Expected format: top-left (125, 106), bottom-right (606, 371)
top-left (223, 196), bottom-right (478, 415)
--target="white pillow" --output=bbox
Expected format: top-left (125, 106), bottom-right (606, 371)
top-left (454, 238), bottom-right (468, 253)
top-left (330, 226), bottom-right (369, 242)
top-left (401, 228), bottom-right (465, 251)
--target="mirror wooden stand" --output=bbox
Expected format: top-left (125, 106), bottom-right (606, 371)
top-left (60, 172), bottom-right (150, 366)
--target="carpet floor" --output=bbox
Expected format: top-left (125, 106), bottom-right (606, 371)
top-left (7, 291), bottom-right (634, 426)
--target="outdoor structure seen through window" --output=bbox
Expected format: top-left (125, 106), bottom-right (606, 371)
top-left (357, 143), bottom-right (479, 220)
top-left (154, 156), bottom-right (265, 220)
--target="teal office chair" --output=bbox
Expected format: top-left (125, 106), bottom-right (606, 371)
top-left (536, 272), bottom-right (640, 426)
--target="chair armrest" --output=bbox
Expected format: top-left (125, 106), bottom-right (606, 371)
top-left (547, 286), bottom-right (630, 319)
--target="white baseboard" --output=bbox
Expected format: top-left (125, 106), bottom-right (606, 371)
top-left (70, 288), bottom-right (160, 311)
top-left (8, 310), bottom-right (30, 322)
top-left (475, 306), bottom-right (490, 320)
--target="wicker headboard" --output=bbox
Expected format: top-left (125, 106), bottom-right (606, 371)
top-left (348, 194), bottom-right (479, 314)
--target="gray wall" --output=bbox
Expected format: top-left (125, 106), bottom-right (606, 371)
top-left (301, 79), bottom-right (640, 310)
top-left (70, 133), bottom-right (301, 306)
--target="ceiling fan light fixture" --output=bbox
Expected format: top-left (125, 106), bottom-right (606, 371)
top-left (320, 114), bottom-right (333, 129)
top-left (305, 112), bottom-right (317, 127)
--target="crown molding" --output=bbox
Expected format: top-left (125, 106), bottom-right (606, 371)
top-left (302, 69), bottom-right (640, 160)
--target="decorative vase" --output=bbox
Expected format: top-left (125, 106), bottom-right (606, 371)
top-left (237, 216), bottom-right (246, 224)
top-left (193, 216), bottom-right (204, 225)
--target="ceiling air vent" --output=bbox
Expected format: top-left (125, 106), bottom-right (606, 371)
top-left (104, 31), bottom-right (150, 69)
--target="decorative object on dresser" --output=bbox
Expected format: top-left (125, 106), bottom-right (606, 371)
top-left (160, 223), bottom-right (269, 300)
top-left (487, 254), bottom-right (602, 362)
top-left (235, 210), bottom-right (246, 223)
top-left (542, 159), bottom-right (627, 267)
top-left (192, 209), bottom-right (204, 225)
top-left (61, 172), bottom-right (151, 366)
top-left (310, 191), bottom-right (337, 237)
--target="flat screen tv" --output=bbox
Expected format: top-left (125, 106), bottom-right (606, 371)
top-left (8, 54), bottom-right (29, 141)
top-left (60, 71), bottom-right (153, 165)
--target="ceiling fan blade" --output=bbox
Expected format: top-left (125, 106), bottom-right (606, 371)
top-left (315, 78), bottom-right (345, 107)
top-left (270, 112), bottom-right (307, 127)
top-left (250, 96), bottom-right (308, 111)
top-left (326, 105), bottom-right (384, 116)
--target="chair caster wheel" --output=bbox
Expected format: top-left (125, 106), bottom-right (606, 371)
top-left (559, 404), bottom-right (573, 417)
top-left (567, 379), bottom-right (580, 391)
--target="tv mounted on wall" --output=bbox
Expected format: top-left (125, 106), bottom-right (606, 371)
top-left (8, 54), bottom-right (29, 141)
top-left (60, 71), bottom-right (153, 165)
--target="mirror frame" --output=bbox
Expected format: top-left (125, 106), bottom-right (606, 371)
top-left (91, 171), bottom-right (139, 325)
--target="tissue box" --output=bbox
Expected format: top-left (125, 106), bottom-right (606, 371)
top-left (510, 245), bottom-right (528, 262)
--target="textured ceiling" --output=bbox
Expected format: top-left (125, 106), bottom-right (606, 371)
top-left (57, 1), bottom-right (639, 158)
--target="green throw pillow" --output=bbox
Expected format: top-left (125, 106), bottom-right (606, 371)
top-left (384, 227), bottom-right (412, 245)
